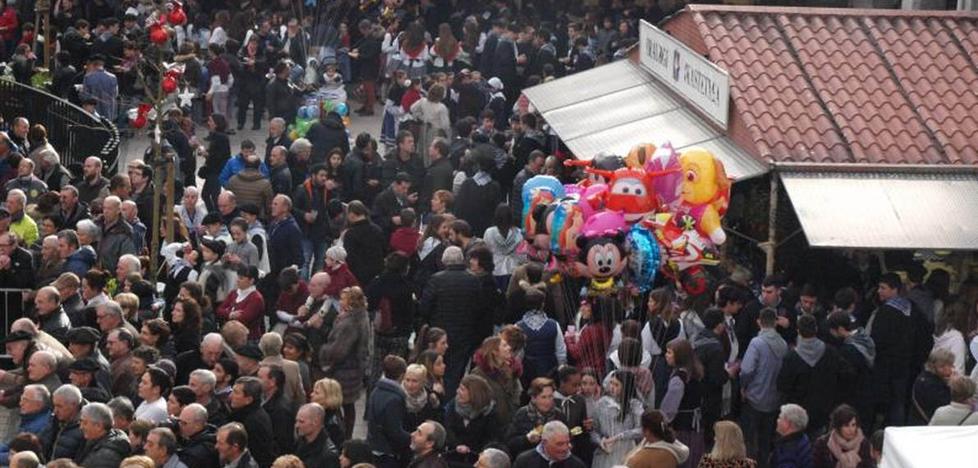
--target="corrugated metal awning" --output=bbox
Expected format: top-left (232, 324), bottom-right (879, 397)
top-left (781, 171), bottom-right (978, 250)
top-left (523, 60), bottom-right (768, 181)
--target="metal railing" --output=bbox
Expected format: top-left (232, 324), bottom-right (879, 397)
top-left (0, 288), bottom-right (30, 339)
top-left (0, 79), bottom-right (120, 172)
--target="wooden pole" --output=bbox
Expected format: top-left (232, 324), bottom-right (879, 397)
top-left (765, 171), bottom-right (779, 276)
top-left (35, 0), bottom-right (51, 70)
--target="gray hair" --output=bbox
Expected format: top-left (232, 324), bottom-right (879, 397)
top-left (298, 402), bottom-right (326, 424)
top-left (541, 420), bottom-right (569, 441)
top-left (106, 396), bottom-right (134, 422)
top-left (31, 350), bottom-right (57, 372)
top-left (23, 384), bottom-right (51, 408)
top-left (103, 195), bottom-right (122, 209)
top-left (779, 403), bottom-right (809, 432)
top-left (184, 186), bottom-right (200, 197)
top-left (7, 188), bottom-right (26, 207)
top-left (270, 117), bottom-right (286, 128)
top-left (423, 420), bottom-right (447, 450)
top-left (149, 427), bottom-right (180, 455)
top-left (442, 246), bottom-right (464, 266)
top-left (53, 384), bottom-right (84, 407)
top-left (57, 229), bottom-right (80, 248)
top-left (76, 219), bottom-right (101, 242)
top-left (10, 318), bottom-right (39, 335)
top-left (259, 332), bottom-right (282, 357)
top-left (10, 450), bottom-right (39, 468)
top-left (480, 448), bottom-right (511, 468)
top-left (183, 403), bottom-right (209, 424)
top-left (40, 149), bottom-right (59, 166)
top-left (80, 402), bottom-right (115, 430)
top-left (119, 254), bottom-right (141, 275)
top-left (202, 333), bottom-right (224, 349)
top-left (43, 234), bottom-right (59, 248)
top-left (190, 369), bottom-right (217, 389)
top-left (290, 138), bottom-right (312, 154)
top-left (100, 300), bottom-right (124, 319)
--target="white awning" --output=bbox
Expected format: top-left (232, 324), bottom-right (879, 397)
top-left (523, 60), bottom-right (767, 181)
top-left (781, 170), bottom-right (978, 250)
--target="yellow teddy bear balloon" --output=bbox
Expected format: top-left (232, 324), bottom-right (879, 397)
top-left (677, 148), bottom-right (730, 246)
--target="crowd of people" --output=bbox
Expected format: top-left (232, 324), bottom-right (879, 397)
top-left (0, 1), bottom-right (977, 468)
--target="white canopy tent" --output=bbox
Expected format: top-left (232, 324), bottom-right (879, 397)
top-left (881, 426), bottom-right (978, 467)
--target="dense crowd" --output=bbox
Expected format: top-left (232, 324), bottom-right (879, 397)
top-left (0, 1), bottom-right (977, 468)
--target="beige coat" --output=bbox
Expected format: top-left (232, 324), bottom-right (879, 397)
top-left (261, 355), bottom-right (306, 405)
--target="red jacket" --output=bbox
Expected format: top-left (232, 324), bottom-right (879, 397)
top-left (216, 288), bottom-right (266, 340)
top-left (389, 227), bottom-right (420, 256)
top-left (0, 8), bottom-right (17, 41)
top-left (323, 263), bottom-right (359, 298)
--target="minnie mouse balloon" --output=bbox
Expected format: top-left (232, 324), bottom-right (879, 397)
top-left (581, 210), bottom-right (627, 238)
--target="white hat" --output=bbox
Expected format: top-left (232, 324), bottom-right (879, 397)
top-left (488, 77), bottom-right (504, 91)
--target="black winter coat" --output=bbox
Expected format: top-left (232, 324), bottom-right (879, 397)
top-left (692, 329), bottom-right (729, 425)
top-left (869, 300), bottom-right (914, 398)
top-left (178, 426), bottom-right (220, 468)
top-left (909, 370), bottom-right (950, 425)
top-left (343, 218), bottom-right (386, 285)
top-left (366, 271), bottom-right (416, 336)
top-left (420, 157), bottom-right (455, 211)
top-left (381, 152), bottom-right (426, 189)
top-left (372, 186), bottom-right (406, 236)
top-left (229, 401), bottom-right (279, 468)
top-left (454, 177), bottom-right (502, 237)
top-left (266, 78), bottom-right (297, 123)
top-left (420, 265), bottom-right (485, 351)
top-left (295, 430), bottom-right (340, 468)
top-left (40, 416), bottom-right (84, 461)
top-left (777, 342), bottom-right (852, 432)
top-left (263, 390), bottom-right (297, 454)
top-left (365, 378), bottom-right (411, 457)
top-left (292, 180), bottom-right (333, 242)
top-left (73, 428), bottom-right (131, 468)
top-left (513, 449), bottom-right (586, 468)
top-left (307, 113), bottom-right (350, 164)
top-left (506, 405), bottom-right (566, 456)
top-left (341, 149), bottom-right (383, 204)
top-left (443, 399), bottom-right (504, 464)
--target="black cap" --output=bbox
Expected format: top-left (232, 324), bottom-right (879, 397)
top-left (88, 54), bottom-right (107, 64)
top-left (235, 342), bottom-right (263, 361)
top-left (199, 237), bottom-right (226, 257)
top-left (68, 357), bottom-right (101, 373)
top-left (1, 330), bottom-right (33, 344)
top-left (66, 326), bottom-right (101, 345)
top-left (238, 202), bottom-right (260, 216)
top-left (237, 264), bottom-right (260, 280)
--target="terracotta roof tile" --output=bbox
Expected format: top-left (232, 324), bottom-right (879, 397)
top-left (666, 6), bottom-right (978, 166)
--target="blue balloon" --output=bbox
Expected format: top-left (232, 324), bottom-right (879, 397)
top-left (627, 224), bottom-right (660, 293)
top-left (520, 175), bottom-right (565, 228)
top-left (335, 102), bottom-right (349, 117)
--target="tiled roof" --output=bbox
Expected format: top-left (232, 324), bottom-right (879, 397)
top-left (664, 6), bottom-right (978, 165)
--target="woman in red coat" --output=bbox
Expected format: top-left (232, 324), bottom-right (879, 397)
top-left (216, 265), bottom-right (266, 340)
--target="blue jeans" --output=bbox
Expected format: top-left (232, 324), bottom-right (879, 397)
top-left (300, 238), bottom-right (327, 280)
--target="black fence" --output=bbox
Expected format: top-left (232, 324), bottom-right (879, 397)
top-left (0, 78), bottom-right (120, 172)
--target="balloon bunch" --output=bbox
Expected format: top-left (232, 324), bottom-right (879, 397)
top-left (520, 141), bottom-right (731, 296)
top-left (147, 1), bottom-right (187, 45)
top-left (288, 100), bottom-right (351, 140)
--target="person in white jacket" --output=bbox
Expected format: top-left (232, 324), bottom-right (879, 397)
top-left (932, 301), bottom-right (969, 375)
top-left (929, 375), bottom-right (978, 426)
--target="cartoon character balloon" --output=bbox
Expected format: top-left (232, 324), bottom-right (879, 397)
top-left (576, 231), bottom-right (628, 294)
top-left (564, 152), bottom-right (625, 186)
top-left (546, 195), bottom-right (593, 257)
top-left (585, 167), bottom-right (658, 223)
top-left (675, 148), bottom-right (730, 245)
top-left (645, 141), bottom-right (684, 209)
top-left (627, 224), bottom-right (660, 293)
top-left (520, 175), bottom-right (565, 232)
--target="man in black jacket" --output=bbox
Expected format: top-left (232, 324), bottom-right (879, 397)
top-left (342, 201), bottom-right (386, 285)
top-left (177, 404), bottom-right (220, 468)
top-left (692, 308), bottom-right (730, 448)
top-left (372, 172), bottom-right (414, 239)
top-left (266, 62), bottom-right (297, 125)
top-left (826, 310), bottom-right (876, 434)
top-left (292, 164), bottom-right (333, 278)
top-left (258, 365), bottom-right (295, 454)
top-left (228, 376), bottom-right (279, 467)
top-left (366, 356), bottom-right (411, 468)
top-left (492, 24), bottom-right (520, 105)
top-left (294, 403), bottom-right (340, 468)
top-left (420, 246), bottom-right (485, 396)
top-left (420, 138), bottom-right (454, 215)
top-left (778, 315), bottom-right (853, 435)
top-left (867, 272), bottom-right (914, 427)
top-left (512, 421), bottom-right (585, 468)
top-left (382, 131), bottom-right (425, 188)
top-left (306, 111), bottom-right (350, 165)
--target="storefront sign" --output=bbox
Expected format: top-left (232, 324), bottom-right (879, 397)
top-left (639, 20), bottom-right (730, 129)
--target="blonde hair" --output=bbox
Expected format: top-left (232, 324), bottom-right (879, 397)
top-left (341, 286), bottom-right (367, 310)
top-left (405, 364), bottom-right (428, 382)
top-left (120, 455), bottom-right (156, 468)
top-left (271, 454), bottom-right (305, 468)
top-left (709, 421), bottom-right (747, 461)
top-left (313, 378), bottom-right (344, 410)
top-left (115, 292), bottom-right (139, 319)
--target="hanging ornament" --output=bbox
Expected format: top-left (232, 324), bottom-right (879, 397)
top-left (149, 24), bottom-right (169, 44)
top-left (168, 7), bottom-right (187, 26)
top-left (176, 87), bottom-right (195, 108)
top-left (133, 115), bottom-right (148, 129)
top-left (162, 76), bottom-right (178, 94)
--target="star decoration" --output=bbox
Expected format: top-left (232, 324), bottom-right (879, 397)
top-left (177, 87), bottom-right (195, 108)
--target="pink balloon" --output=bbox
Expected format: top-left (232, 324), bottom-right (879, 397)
top-left (645, 141), bottom-right (683, 209)
top-left (582, 183), bottom-right (608, 210)
top-left (582, 210), bottom-right (628, 238)
top-left (563, 184), bottom-right (583, 197)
